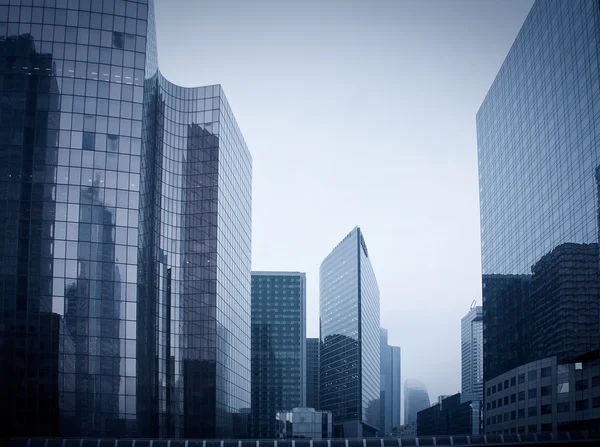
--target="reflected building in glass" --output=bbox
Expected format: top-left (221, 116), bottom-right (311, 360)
top-left (477, 0), bottom-right (600, 435)
top-left (0, 0), bottom-right (251, 439)
top-left (319, 227), bottom-right (380, 438)
top-left (250, 272), bottom-right (306, 438)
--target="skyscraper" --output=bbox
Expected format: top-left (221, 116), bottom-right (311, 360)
top-left (306, 337), bottom-right (321, 410)
top-left (404, 379), bottom-right (430, 426)
top-left (320, 227), bottom-right (380, 438)
top-left (391, 346), bottom-right (402, 431)
top-left (250, 272), bottom-right (306, 438)
top-left (461, 305), bottom-right (483, 403)
top-left (380, 328), bottom-right (401, 435)
top-left (477, 0), bottom-right (600, 434)
top-left (0, 0), bottom-right (252, 439)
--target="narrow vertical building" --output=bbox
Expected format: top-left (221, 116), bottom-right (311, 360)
top-left (390, 345), bottom-right (402, 431)
top-left (461, 305), bottom-right (483, 403)
top-left (306, 337), bottom-right (321, 410)
top-left (320, 227), bottom-right (380, 438)
top-left (380, 328), bottom-right (402, 435)
top-left (251, 272), bottom-right (307, 438)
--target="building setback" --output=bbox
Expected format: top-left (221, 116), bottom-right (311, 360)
top-left (307, 337), bottom-right (321, 410)
top-left (477, 0), bottom-right (600, 434)
top-left (0, 0), bottom-right (252, 439)
top-left (461, 306), bottom-right (483, 403)
top-left (251, 272), bottom-right (306, 438)
top-left (320, 227), bottom-right (380, 438)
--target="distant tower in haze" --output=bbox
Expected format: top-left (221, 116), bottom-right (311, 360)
top-left (404, 379), bottom-right (430, 426)
top-left (461, 304), bottom-right (483, 402)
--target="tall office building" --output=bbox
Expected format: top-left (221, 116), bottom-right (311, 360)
top-left (477, 0), bottom-right (600, 434)
top-left (404, 379), bottom-right (430, 426)
top-left (320, 227), bottom-right (380, 438)
top-left (306, 337), bottom-right (321, 410)
top-left (251, 272), bottom-right (306, 438)
top-left (461, 305), bottom-right (483, 403)
top-left (380, 328), bottom-right (401, 435)
top-left (0, 0), bottom-right (252, 439)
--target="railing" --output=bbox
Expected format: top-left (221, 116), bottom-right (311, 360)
top-left (9, 433), bottom-right (600, 447)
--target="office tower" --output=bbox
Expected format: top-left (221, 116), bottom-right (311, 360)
top-left (417, 393), bottom-right (482, 436)
top-left (0, 0), bottom-right (252, 439)
top-left (390, 346), bottom-right (401, 430)
top-left (477, 0), bottom-right (600, 434)
top-left (461, 305), bottom-right (483, 403)
top-left (380, 328), bottom-right (402, 435)
top-left (307, 337), bottom-right (321, 409)
top-left (251, 272), bottom-right (306, 438)
top-left (320, 227), bottom-right (380, 438)
top-left (404, 379), bottom-right (430, 426)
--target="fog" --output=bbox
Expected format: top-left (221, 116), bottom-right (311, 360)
top-left (155, 0), bottom-right (534, 418)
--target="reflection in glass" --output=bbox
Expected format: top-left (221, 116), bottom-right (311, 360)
top-left (0, 0), bottom-right (252, 439)
top-left (320, 227), bottom-right (380, 438)
top-left (477, 0), bottom-right (600, 435)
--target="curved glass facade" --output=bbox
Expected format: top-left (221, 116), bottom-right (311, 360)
top-left (0, 0), bottom-right (251, 439)
top-left (319, 227), bottom-right (380, 438)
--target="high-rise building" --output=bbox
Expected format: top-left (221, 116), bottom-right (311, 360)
top-left (461, 305), bottom-right (483, 403)
top-left (380, 328), bottom-right (401, 435)
top-left (320, 227), bottom-right (380, 438)
top-left (404, 379), bottom-right (430, 426)
top-left (477, 0), bottom-right (600, 434)
top-left (306, 337), bottom-right (321, 409)
top-left (251, 272), bottom-right (306, 438)
top-left (0, 0), bottom-right (252, 439)
top-left (390, 347), bottom-right (401, 430)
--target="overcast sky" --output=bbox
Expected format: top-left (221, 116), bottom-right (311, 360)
top-left (155, 0), bottom-right (534, 414)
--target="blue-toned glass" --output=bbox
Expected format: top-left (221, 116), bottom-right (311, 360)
top-left (250, 272), bottom-right (306, 438)
top-left (478, 0), bottom-right (600, 433)
top-left (0, 0), bottom-right (252, 439)
top-left (319, 227), bottom-right (380, 438)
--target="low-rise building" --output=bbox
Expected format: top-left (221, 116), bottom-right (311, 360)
top-left (484, 350), bottom-right (600, 434)
top-left (276, 408), bottom-right (333, 440)
top-left (417, 393), bottom-right (482, 436)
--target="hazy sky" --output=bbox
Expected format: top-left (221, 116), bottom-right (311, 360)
top-left (155, 0), bottom-right (534, 411)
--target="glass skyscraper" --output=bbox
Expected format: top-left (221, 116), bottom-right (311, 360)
top-left (461, 305), bottom-right (483, 403)
top-left (478, 0), bottom-right (600, 434)
top-left (306, 337), bottom-right (320, 410)
top-left (250, 272), bottom-right (306, 438)
top-left (0, 0), bottom-right (251, 439)
top-left (319, 226), bottom-right (380, 438)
